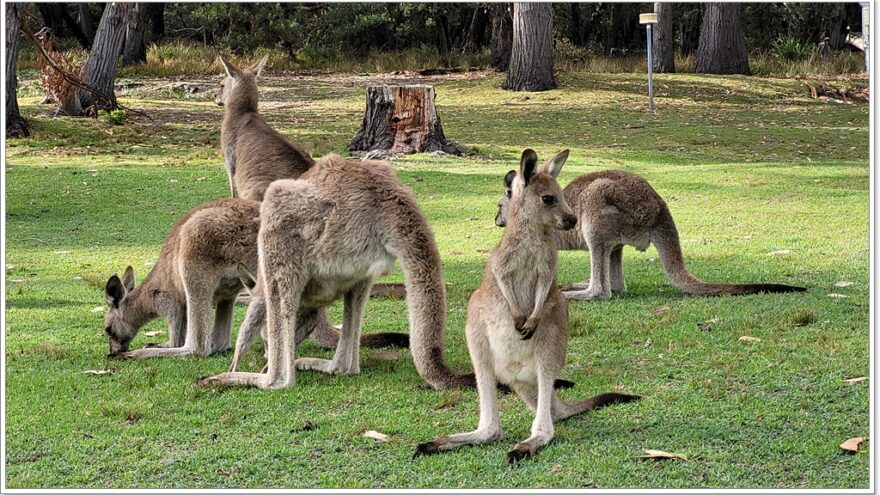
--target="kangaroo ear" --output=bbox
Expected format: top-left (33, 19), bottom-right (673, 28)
top-left (105, 274), bottom-right (127, 309)
top-left (542, 149), bottom-right (569, 178)
top-left (121, 266), bottom-right (135, 292)
top-left (218, 55), bottom-right (241, 78)
top-left (250, 55), bottom-right (269, 77)
top-left (503, 170), bottom-right (517, 189)
top-left (519, 149), bottom-right (539, 186)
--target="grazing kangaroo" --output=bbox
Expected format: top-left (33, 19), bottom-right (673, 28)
top-left (495, 167), bottom-right (806, 300)
top-left (103, 199), bottom-right (261, 358)
top-left (215, 54), bottom-right (409, 350)
top-left (414, 150), bottom-right (639, 464)
top-left (103, 199), bottom-right (405, 359)
top-left (215, 55), bottom-right (314, 201)
top-left (199, 154), bottom-right (475, 390)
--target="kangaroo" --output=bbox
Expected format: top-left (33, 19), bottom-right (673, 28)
top-left (495, 167), bottom-right (806, 300)
top-left (199, 154), bottom-right (476, 390)
top-left (414, 150), bottom-right (640, 464)
top-left (215, 54), bottom-right (409, 350)
top-left (103, 198), bottom-right (261, 358)
top-left (104, 199), bottom-right (405, 360)
top-left (215, 55), bottom-right (314, 202)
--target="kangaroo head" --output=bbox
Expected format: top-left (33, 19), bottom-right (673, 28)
top-left (499, 149), bottom-right (576, 231)
top-left (103, 266), bottom-right (137, 354)
top-left (215, 55), bottom-right (268, 111)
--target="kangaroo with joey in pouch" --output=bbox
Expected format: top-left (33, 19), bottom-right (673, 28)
top-left (495, 168), bottom-right (806, 301)
top-left (215, 54), bottom-right (409, 351)
top-left (414, 150), bottom-right (640, 464)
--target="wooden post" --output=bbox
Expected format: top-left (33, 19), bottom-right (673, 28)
top-left (348, 85), bottom-right (463, 156)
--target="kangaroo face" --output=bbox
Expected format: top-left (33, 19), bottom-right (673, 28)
top-left (103, 268), bottom-right (137, 354)
top-left (214, 74), bottom-right (234, 106)
top-left (499, 149), bottom-right (576, 231)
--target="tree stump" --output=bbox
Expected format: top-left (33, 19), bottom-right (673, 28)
top-left (348, 85), bottom-right (463, 156)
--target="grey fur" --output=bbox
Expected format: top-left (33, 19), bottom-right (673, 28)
top-left (415, 150), bottom-right (639, 463)
top-left (496, 168), bottom-right (805, 300)
top-left (199, 154), bottom-right (472, 390)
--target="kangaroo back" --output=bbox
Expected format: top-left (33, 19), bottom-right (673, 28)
top-left (652, 205), bottom-right (806, 296)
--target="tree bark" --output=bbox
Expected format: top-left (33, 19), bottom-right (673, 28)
top-left (147, 3), bottom-right (165, 41)
top-left (76, 2), bottom-right (129, 113)
top-left (434, 6), bottom-right (451, 64)
top-left (694, 3), bottom-right (750, 75)
top-left (348, 86), bottom-right (463, 156)
top-left (6, 4), bottom-right (30, 138)
top-left (79, 4), bottom-right (97, 47)
top-left (462, 6), bottom-right (489, 52)
top-left (122, 3), bottom-right (148, 66)
top-left (678, 3), bottom-right (702, 56)
top-left (569, 3), bottom-right (583, 46)
top-left (489, 3), bottom-right (513, 70)
top-left (653, 2), bottom-right (675, 73)
top-left (502, 3), bottom-right (555, 92)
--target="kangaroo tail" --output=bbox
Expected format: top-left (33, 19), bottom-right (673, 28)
top-left (395, 212), bottom-right (476, 390)
top-left (651, 206), bottom-right (806, 296)
top-left (310, 320), bottom-right (410, 349)
top-left (553, 392), bottom-right (641, 420)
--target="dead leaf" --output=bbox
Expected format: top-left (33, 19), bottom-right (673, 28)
top-left (767, 249), bottom-right (790, 256)
top-left (53, 250), bottom-right (71, 255)
top-left (550, 464), bottom-right (563, 473)
top-left (738, 336), bottom-right (761, 343)
top-left (828, 293), bottom-right (848, 298)
top-left (91, 306), bottom-right (105, 314)
top-left (844, 376), bottom-right (868, 384)
top-left (839, 436), bottom-right (866, 454)
top-left (81, 366), bottom-right (120, 376)
top-left (369, 351), bottom-right (400, 361)
top-left (640, 449), bottom-right (687, 461)
top-left (144, 330), bottom-right (165, 337)
top-left (651, 306), bottom-right (670, 315)
top-left (834, 281), bottom-right (852, 288)
top-left (363, 430), bottom-right (390, 442)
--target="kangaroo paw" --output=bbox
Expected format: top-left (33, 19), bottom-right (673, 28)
top-left (506, 445), bottom-right (531, 465)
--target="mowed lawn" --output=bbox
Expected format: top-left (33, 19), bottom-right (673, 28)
top-left (4, 69), bottom-right (869, 489)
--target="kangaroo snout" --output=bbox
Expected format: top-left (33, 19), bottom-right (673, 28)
top-left (559, 214), bottom-right (577, 230)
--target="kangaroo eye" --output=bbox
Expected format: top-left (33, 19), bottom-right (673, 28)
top-left (542, 195), bottom-right (556, 205)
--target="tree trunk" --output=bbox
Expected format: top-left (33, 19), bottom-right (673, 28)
top-left (569, 3), bottom-right (583, 46)
top-left (39, 3), bottom-right (92, 49)
top-left (678, 4), bottom-right (702, 56)
top-left (76, 2), bottom-right (129, 113)
top-left (348, 86), bottom-right (463, 156)
top-left (434, 7), bottom-right (451, 64)
top-left (122, 3), bottom-right (148, 66)
top-left (78, 4), bottom-right (97, 47)
top-left (653, 2), bottom-right (675, 73)
top-left (694, 3), bottom-right (750, 75)
top-left (462, 6), bottom-right (489, 52)
top-left (147, 3), bottom-right (165, 41)
top-left (489, 3), bottom-right (513, 70)
top-left (608, 3), bottom-right (622, 53)
top-left (6, 4), bottom-right (30, 138)
top-left (502, 3), bottom-right (555, 92)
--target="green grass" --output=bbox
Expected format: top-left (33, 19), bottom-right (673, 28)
top-left (4, 69), bottom-right (869, 489)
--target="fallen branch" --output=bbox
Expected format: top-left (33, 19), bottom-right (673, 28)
top-left (20, 25), bottom-right (153, 123)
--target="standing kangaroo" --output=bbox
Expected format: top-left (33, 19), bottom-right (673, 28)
top-left (414, 150), bottom-right (639, 464)
top-left (200, 154), bottom-right (474, 390)
top-left (215, 55), bottom-right (314, 202)
top-left (495, 167), bottom-right (806, 300)
top-left (214, 55), bottom-right (408, 350)
top-left (104, 198), bottom-right (406, 359)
